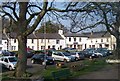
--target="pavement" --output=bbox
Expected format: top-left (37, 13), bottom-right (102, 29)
top-left (76, 64), bottom-right (119, 79)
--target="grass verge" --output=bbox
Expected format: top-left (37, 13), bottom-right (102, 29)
top-left (1, 58), bottom-right (109, 81)
top-left (41, 58), bottom-right (108, 80)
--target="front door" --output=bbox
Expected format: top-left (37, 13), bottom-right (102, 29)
top-left (74, 45), bottom-right (76, 48)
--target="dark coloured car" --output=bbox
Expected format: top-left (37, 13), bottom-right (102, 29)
top-left (78, 52), bottom-right (85, 60)
top-left (27, 51), bottom-right (34, 58)
top-left (31, 54), bottom-right (54, 65)
top-left (1, 50), bottom-right (16, 56)
top-left (15, 51), bottom-right (34, 58)
top-left (62, 47), bottom-right (77, 52)
top-left (95, 48), bottom-right (110, 57)
top-left (82, 48), bottom-right (97, 58)
top-left (9, 52), bottom-right (16, 56)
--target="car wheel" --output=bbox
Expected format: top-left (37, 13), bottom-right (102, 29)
top-left (9, 66), bottom-right (13, 71)
top-left (42, 61), bottom-right (46, 65)
top-left (64, 59), bottom-right (67, 63)
top-left (75, 57), bottom-right (79, 61)
top-left (31, 59), bottom-right (35, 64)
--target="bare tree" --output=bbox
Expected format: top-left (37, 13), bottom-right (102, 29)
top-left (2, 1), bottom-right (119, 77)
top-left (66, 2), bottom-right (120, 57)
top-left (1, 1), bottom-right (89, 77)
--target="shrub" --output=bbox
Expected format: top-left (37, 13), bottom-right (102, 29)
top-left (69, 63), bottom-right (84, 72)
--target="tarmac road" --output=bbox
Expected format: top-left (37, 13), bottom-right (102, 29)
top-left (76, 64), bottom-right (119, 79)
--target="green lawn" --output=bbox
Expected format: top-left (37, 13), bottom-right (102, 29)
top-left (41, 58), bottom-right (108, 80)
top-left (1, 58), bottom-right (109, 81)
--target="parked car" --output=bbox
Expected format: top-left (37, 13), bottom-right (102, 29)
top-left (0, 50), bottom-right (16, 56)
top-left (27, 51), bottom-right (34, 58)
top-left (31, 54), bottom-right (54, 65)
top-left (82, 48), bottom-right (97, 58)
top-left (62, 47), bottom-right (77, 52)
top-left (0, 56), bottom-right (17, 70)
top-left (52, 51), bottom-right (75, 62)
top-left (15, 51), bottom-right (34, 58)
top-left (95, 48), bottom-right (110, 57)
top-left (9, 52), bottom-right (16, 56)
top-left (108, 50), bottom-right (113, 55)
top-left (69, 52), bottom-right (85, 60)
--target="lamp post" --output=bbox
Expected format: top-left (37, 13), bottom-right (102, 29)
top-left (43, 18), bottom-right (47, 69)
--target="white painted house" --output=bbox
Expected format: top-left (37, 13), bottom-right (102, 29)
top-left (0, 30), bottom-right (116, 51)
top-left (64, 31), bottom-right (116, 50)
top-left (27, 32), bottom-right (66, 50)
top-left (0, 30), bottom-right (66, 51)
top-left (64, 33), bottom-right (88, 50)
top-left (84, 31), bottom-right (116, 50)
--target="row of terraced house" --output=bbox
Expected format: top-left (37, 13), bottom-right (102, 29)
top-left (0, 29), bottom-right (116, 51)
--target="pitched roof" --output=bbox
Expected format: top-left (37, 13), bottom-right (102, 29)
top-left (64, 33), bottom-right (87, 37)
top-left (83, 31), bottom-right (111, 38)
top-left (1, 33), bottom-right (63, 40)
top-left (28, 33), bottom-right (63, 39)
top-left (64, 31), bottom-right (111, 38)
top-left (1, 31), bottom-right (111, 40)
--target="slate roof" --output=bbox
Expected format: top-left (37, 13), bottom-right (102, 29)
top-left (1, 33), bottom-right (63, 40)
top-left (1, 31), bottom-right (111, 40)
top-left (83, 31), bottom-right (111, 38)
top-left (28, 33), bottom-right (63, 39)
top-left (64, 31), bottom-right (111, 38)
top-left (64, 33), bottom-right (87, 37)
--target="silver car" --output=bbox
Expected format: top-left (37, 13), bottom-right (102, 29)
top-left (52, 51), bottom-right (75, 62)
top-left (0, 56), bottom-right (17, 70)
top-left (70, 52), bottom-right (85, 60)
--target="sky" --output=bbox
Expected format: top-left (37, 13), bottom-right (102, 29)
top-left (0, 1), bottom-right (112, 34)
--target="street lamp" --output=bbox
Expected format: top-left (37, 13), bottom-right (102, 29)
top-left (43, 18), bottom-right (47, 69)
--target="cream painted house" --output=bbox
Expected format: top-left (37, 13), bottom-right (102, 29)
top-left (0, 30), bottom-right (66, 51)
top-left (64, 33), bottom-right (88, 50)
top-left (84, 32), bottom-right (116, 50)
top-left (0, 30), bottom-right (116, 51)
top-left (64, 31), bottom-right (116, 50)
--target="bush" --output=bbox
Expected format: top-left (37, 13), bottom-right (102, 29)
top-left (23, 72), bottom-right (32, 77)
top-left (56, 62), bottom-right (67, 68)
top-left (69, 63), bottom-right (84, 72)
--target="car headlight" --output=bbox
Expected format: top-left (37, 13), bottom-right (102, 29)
top-left (66, 57), bottom-right (70, 60)
top-left (109, 51), bottom-right (112, 53)
top-left (45, 59), bottom-right (48, 62)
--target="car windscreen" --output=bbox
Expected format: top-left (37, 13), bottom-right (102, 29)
top-left (9, 57), bottom-right (17, 62)
top-left (97, 48), bottom-right (108, 52)
top-left (33, 54), bottom-right (45, 58)
top-left (78, 52), bottom-right (83, 55)
top-left (63, 52), bottom-right (71, 56)
top-left (71, 52), bottom-right (76, 55)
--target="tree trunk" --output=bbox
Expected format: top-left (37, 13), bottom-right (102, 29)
top-left (116, 37), bottom-right (120, 81)
top-left (115, 37), bottom-right (120, 59)
top-left (15, 35), bottom-right (27, 77)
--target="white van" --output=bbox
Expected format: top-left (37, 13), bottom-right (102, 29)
top-left (52, 51), bottom-right (75, 62)
top-left (0, 56), bottom-right (17, 70)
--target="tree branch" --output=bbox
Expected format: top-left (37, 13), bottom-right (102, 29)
top-left (2, 10), bottom-right (17, 24)
top-left (93, 3), bottom-right (116, 36)
top-left (27, 5), bottom-right (42, 10)
top-left (23, 0), bottom-right (48, 36)
top-left (13, 2), bottom-right (19, 20)
top-left (48, 7), bottom-right (89, 12)
top-left (26, 12), bottom-right (40, 25)
top-left (2, 4), bottom-right (19, 20)
top-left (70, 20), bottom-right (103, 33)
